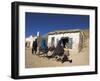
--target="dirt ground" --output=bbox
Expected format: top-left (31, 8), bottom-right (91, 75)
top-left (25, 43), bottom-right (89, 68)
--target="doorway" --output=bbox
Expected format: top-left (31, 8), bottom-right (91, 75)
top-left (61, 37), bottom-right (73, 49)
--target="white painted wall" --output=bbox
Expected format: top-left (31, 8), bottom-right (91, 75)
top-left (26, 35), bottom-right (37, 48)
top-left (0, 0), bottom-right (99, 81)
top-left (48, 32), bottom-right (80, 52)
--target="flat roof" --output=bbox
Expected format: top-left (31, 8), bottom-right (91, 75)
top-left (48, 29), bottom-right (81, 35)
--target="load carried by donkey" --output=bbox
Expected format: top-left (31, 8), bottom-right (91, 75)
top-left (32, 38), bottom-right (72, 63)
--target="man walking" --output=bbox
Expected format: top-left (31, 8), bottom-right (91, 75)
top-left (32, 39), bottom-right (37, 54)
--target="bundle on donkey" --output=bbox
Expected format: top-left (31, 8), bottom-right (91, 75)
top-left (46, 45), bottom-right (55, 59)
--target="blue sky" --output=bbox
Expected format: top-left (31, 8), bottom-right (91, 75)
top-left (25, 12), bottom-right (89, 37)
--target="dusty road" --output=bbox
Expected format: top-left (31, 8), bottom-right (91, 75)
top-left (25, 46), bottom-right (89, 68)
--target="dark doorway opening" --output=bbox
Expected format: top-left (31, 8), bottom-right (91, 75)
top-left (61, 37), bottom-right (73, 49)
top-left (61, 37), bottom-right (69, 48)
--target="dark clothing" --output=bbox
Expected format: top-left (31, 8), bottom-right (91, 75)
top-left (32, 40), bottom-right (37, 54)
top-left (48, 45), bottom-right (55, 51)
top-left (53, 42), bottom-right (64, 56)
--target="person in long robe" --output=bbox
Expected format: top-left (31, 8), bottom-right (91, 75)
top-left (39, 39), bottom-right (48, 54)
top-left (32, 39), bottom-right (37, 54)
top-left (53, 40), bottom-right (64, 57)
